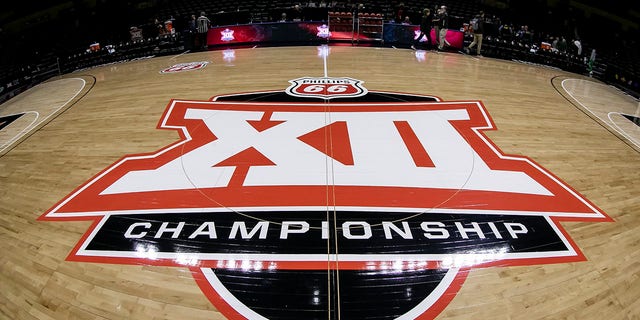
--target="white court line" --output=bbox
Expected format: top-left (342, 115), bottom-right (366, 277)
top-left (607, 112), bottom-right (640, 149)
top-left (201, 268), bottom-right (268, 320)
top-left (561, 78), bottom-right (640, 150)
top-left (322, 46), bottom-right (329, 77)
top-left (322, 44), bottom-right (339, 320)
top-left (0, 77), bottom-right (87, 153)
top-left (459, 51), bottom-right (480, 61)
top-left (169, 50), bottom-right (190, 60)
top-left (0, 111), bottom-right (40, 151)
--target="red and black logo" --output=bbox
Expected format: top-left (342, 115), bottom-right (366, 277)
top-left (160, 61), bottom-right (210, 73)
top-left (286, 77), bottom-right (368, 100)
top-left (40, 79), bottom-right (610, 319)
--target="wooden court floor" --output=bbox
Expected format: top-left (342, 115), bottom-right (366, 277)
top-left (1, 46), bottom-right (639, 319)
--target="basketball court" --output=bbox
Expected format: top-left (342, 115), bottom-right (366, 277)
top-left (1, 46), bottom-right (639, 319)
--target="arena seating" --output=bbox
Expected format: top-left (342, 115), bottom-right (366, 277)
top-left (0, 0), bottom-right (637, 103)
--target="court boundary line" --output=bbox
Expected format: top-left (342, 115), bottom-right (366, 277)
top-left (562, 78), bottom-right (640, 150)
top-left (550, 76), bottom-right (640, 153)
top-left (0, 75), bottom-right (96, 158)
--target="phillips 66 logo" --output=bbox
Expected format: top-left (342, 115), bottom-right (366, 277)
top-left (286, 76), bottom-right (368, 99)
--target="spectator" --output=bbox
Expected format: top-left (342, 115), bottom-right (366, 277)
top-left (499, 23), bottom-right (513, 40)
top-left (516, 25), bottom-right (532, 44)
top-left (551, 36), bottom-right (558, 51)
top-left (291, 4), bottom-right (303, 21)
top-left (164, 19), bottom-right (173, 35)
top-left (587, 49), bottom-right (596, 75)
top-left (188, 14), bottom-right (197, 32)
top-left (412, 8), bottom-right (433, 50)
top-left (352, 3), bottom-right (364, 32)
top-left (466, 11), bottom-right (485, 56)
top-left (185, 14), bottom-right (197, 50)
top-left (129, 26), bottom-right (143, 42)
top-left (573, 38), bottom-right (582, 55)
top-left (394, 3), bottom-right (406, 23)
top-left (436, 5), bottom-right (451, 50)
top-left (557, 36), bottom-right (568, 53)
top-left (154, 18), bottom-right (165, 36)
top-left (432, 5), bottom-right (441, 44)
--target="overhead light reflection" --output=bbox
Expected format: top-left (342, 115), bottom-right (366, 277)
top-left (212, 260), bottom-right (275, 271)
top-left (441, 248), bottom-right (508, 268)
top-left (223, 49), bottom-right (236, 65)
top-left (134, 243), bottom-right (158, 260)
top-left (317, 45), bottom-right (330, 58)
top-left (175, 253), bottom-right (199, 266)
top-left (313, 288), bottom-right (321, 305)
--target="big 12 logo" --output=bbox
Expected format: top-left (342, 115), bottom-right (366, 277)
top-left (40, 77), bottom-right (610, 319)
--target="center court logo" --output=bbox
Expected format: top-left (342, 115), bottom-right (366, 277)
top-left (39, 77), bottom-right (610, 319)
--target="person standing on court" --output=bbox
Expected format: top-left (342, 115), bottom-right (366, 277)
top-left (437, 6), bottom-right (451, 51)
top-left (412, 8), bottom-right (433, 50)
top-left (432, 5), bottom-right (441, 45)
top-left (466, 11), bottom-right (485, 56)
top-left (186, 14), bottom-right (197, 50)
top-left (196, 11), bottom-right (211, 51)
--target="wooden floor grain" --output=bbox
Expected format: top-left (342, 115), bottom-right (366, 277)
top-left (0, 46), bottom-right (638, 319)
